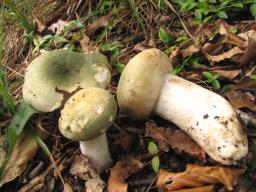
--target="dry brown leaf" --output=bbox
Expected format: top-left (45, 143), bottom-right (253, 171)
top-left (85, 178), bottom-right (105, 192)
top-left (69, 154), bottom-right (98, 181)
top-left (145, 121), bottom-right (205, 161)
top-left (86, 14), bottom-right (111, 37)
top-left (212, 69), bottom-right (241, 80)
top-left (156, 164), bottom-right (244, 191)
top-left (108, 157), bottom-right (143, 192)
top-left (32, 13), bottom-right (46, 33)
top-left (0, 131), bottom-right (38, 187)
top-left (171, 185), bottom-right (214, 192)
top-left (63, 183), bottom-right (73, 192)
top-left (237, 39), bottom-right (256, 66)
top-left (226, 91), bottom-right (256, 111)
top-left (206, 47), bottom-right (243, 62)
top-left (181, 44), bottom-right (199, 57)
top-left (48, 19), bottom-right (69, 34)
top-left (225, 76), bottom-right (256, 111)
top-left (80, 35), bottom-right (91, 52)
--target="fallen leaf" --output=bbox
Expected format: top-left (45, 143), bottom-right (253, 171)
top-left (181, 44), bottom-right (199, 57)
top-left (225, 76), bottom-right (256, 111)
top-left (48, 19), bottom-right (69, 34)
top-left (63, 183), bottom-right (73, 192)
top-left (212, 69), bottom-right (241, 80)
top-left (32, 13), bottom-right (46, 33)
top-left (156, 164), bottom-right (244, 191)
top-left (0, 130), bottom-right (38, 187)
top-left (69, 154), bottom-right (98, 181)
top-left (171, 185), bottom-right (214, 192)
top-left (206, 47), bottom-right (243, 62)
top-left (108, 157), bottom-right (143, 192)
top-left (226, 91), bottom-right (256, 111)
top-left (237, 39), bottom-right (256, 66)
top-left (79, 35), bottom-right (91, 52)
top-left (86, 13), bottom-right (111, 37)
top-left (85, 177), bottom-right (105, 192)
top-left (70, 155), bottom-right (106, 192)
top-left (145, 121), bottom-right (205, 161)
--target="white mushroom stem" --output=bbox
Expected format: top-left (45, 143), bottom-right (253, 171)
top-left (79, 133), bottom-right (112, 173)
top-left (153, 73), bottom-right (248, 165)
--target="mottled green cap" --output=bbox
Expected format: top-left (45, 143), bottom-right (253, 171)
top-left (23, 50), bottom-right (111, 112)
top-left (117, 48), bottom-right (172, 120)
top-left (59, 87), bottom-right (117, 141)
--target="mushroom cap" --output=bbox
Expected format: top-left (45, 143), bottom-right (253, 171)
top-left (23, 50), bottom-right (111, 112)
top-left (59, 87), bottom-right (117, 141)
top-left (117, 48), bottom-right (172, 120)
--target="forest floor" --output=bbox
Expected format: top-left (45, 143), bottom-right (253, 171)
top-left (1, 0), bottom-right (256, 191)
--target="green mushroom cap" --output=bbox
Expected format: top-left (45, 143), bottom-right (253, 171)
top-left (23, 50), bottom-right (111, 112)
top-left (59, 87), bottom-right (117, 141)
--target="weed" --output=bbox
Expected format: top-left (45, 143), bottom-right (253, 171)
top-left (148, 141), bottom-right (160, 172)
top-left (202, 71), bottom-right (221, 89)
top-left (172, 0), bottom-right (255, 23)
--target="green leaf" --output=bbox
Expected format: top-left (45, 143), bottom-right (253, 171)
top-left (53, 35), bottom-right (68, 43)
top-left (211, 79), bottom-right (220, 89)
top-left (33, 134), bottom-right (51, 157)
top-left (203, 15), bottom-right (213, 23)
top-left (112, 61), bottom-right (125, 73)
top-left (148, 141), bottom-right (158, 155)
top-left (202, 71), bottom-right (214, 79)
top-left (159, 27), bottom-right (172, 44)
top-left (213, 73), bottom-right (221, 79)
top-left (100, 41), bottom-right (122, 56)
top-left (250, 3), bottom-right (256, 17)
top-left (222, 84), bottom-right (234, 92)
top-left (151, 156), bottom-right (160, 173)
top-left (250, 74), bottom-right (256, 80)
top-left (195, 9), bottom-right (202, 20)
top-left (232, 3), bottom-right (243, 8)
top-left (0, 102), bottom-right (38, 176)
top-left (217, 11), bottom-right (228, 19)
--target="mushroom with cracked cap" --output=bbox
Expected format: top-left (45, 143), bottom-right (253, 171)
top-left (23, 49), bottom-right (111, 112)
top-left (22, 49), bottom-right (114, 172)
top-left (117, 48), bottom-right (248, 165)
top-left (59, 87), bottom-right (117, 173)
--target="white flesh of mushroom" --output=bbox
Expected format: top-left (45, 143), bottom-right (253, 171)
top-left (154, 73), bottom-right (248, 165)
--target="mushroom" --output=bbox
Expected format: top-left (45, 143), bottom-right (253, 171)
top-left (23, 49), bottom-right (111, 112)
top-left (117, 48), bottom-right (248, 165)
top-left (22, 50), bottom-right (114, 172)
top-left (59, 87), bottom-right (117, 173)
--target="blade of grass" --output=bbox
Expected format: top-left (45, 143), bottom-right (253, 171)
top-left (3, 0), bottom-right (34, 32)
top-left (0, 102), bottom-right (38, 176)
top-left (124, 0), bottom-right (145, 30)
top-left (0, 11), bottom-right (15, 112)
top-left (32, 132), bottom-right (67, 189)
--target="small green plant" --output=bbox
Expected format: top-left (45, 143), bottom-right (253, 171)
top-left (222, 84), bottom-right (234, 92)
top-left (202, 71), bottom-right (221, 89)
top-left (159, 27), bottom-right (173, 44)
top-left (100, 41), bottom-right (125, 73)
top-left (250, 74), bottom-right (256, 80)
top-left (148, 141), bottom-right (160, 172)
top-left (172, 0), bottom-right (255, 23)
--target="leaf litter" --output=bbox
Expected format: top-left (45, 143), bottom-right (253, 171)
top-left (2, 0), bottom-right (256, 191)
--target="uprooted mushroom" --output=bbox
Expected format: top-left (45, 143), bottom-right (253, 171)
top-left (117, 48), bottom-right (248, 165)
top-left (23, 49), bottom-right (115, 172)
top-left (59, 87), bottom-right (117, 172)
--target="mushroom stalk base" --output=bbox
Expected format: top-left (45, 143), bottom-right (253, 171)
top-left (153, 73), bottom-right (248, 165)
top-left (79, 133), bottom-right (112, 173)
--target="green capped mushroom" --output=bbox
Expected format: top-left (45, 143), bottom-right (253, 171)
top-left (23, 50), bottom-right (111, 112)
top-left (59, 87), bottom-right (117, 173)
